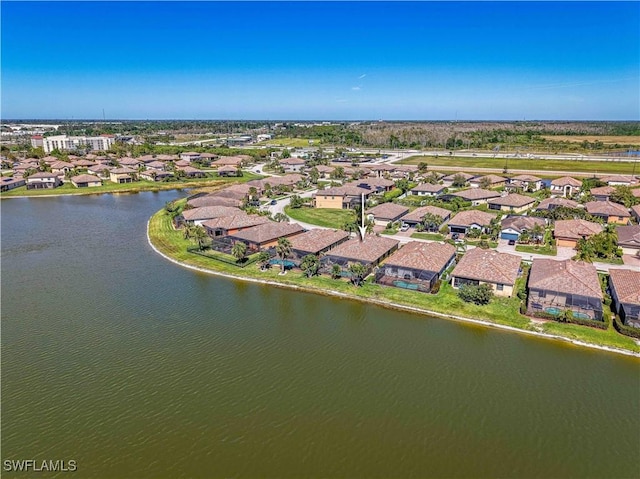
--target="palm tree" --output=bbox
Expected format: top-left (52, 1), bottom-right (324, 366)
top-left (257, 251), bottom-right (271, 271)
top-left (530, 223), bottom-right (545, 245)
top-left (348, 262), bottom-right (367, 286)
top-left (331, 264), bottom-right (342, 279)
top-left (300, 254), bottom-right (320, 277)
top-left (275, 238), bottom-right (292, 274)
top-left (191, 225), bottom-right (208, 251)
top-left (231, 241), bottom-right (248, 263)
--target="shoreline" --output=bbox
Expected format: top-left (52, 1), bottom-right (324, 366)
top-left (146, 219), bottom-right (640, 359)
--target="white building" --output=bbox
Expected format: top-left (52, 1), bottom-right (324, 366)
top-left (34, 134), bottom-right (116, 153)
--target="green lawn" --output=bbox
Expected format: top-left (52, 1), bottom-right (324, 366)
top-left (515, 244), bottom-right (557, 256)
top-left (148, 208), bottom-right (640, 354)
top-left (257, 138), bottom-right (322, 148)
top-left (411, 232), bottom-right (445, 241)
top-left (0, 172), bottom-right (262, 198)
top-left (284, 206), bottom-right (355, 229)
top-left (399, 155), bottom-right (638, 174)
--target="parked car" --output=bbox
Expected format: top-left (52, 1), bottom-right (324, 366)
top-left (270, 199), bottom-right (277, 205)
top-left (508, 239), bottom-right (516, 246)
top-left (452, 233), bottom-right (460, 240)
top-left (400, 223), bottom-right (410, 232)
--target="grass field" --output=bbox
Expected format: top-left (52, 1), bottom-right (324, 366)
top-left (541, 135), bottom-right (640, 145)
top-left (399, 155), bottom-right (639, 174)
top-left (515, 244), bottom-right (557, 256)
top-left (148, 207), bottom-right (640, 354)
top-left (0, 172), bottom-right (262, 198)
top-left (257, 138), bottom-right (322, 148)
top-left (411, 232), bottom-right (445, 241)
top-left (284, 206), bottom-right (355, 228)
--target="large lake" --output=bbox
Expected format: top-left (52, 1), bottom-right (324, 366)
top-left (2, 192), bottom-right (639, 478)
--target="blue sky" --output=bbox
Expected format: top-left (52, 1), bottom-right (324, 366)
top-left (2, 1), bottom-right (638, 120)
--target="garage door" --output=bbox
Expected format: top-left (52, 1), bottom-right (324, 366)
top-left (500, 232), bottom-right (519, 241)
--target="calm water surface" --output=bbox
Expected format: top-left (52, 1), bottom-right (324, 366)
top-left (2, 192), bottom-right (639, 478)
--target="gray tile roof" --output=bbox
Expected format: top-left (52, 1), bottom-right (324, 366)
top-left (383, 241), bottom-right (456, 273)
top-left (448, 210), bottom-right (496, 228)
top-left (452, 248), bottom-right (521, 286)
top-left (230, 222), bottom-right (304, 244)
top-left (325, 235), bottom-right (400, 263)
top-left (487, 193), bottom-right (536, 208)
top-left (528, 259), bottom-right (603, 299)
top-left (289, 229), bottom-right (350, 254)
top-left (608, 269), bottom-right (640, 305)
top-left (553, 219), bottom-right (602, 240)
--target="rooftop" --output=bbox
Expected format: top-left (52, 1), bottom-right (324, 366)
top-left (452, 248), bottom-right (521, 286)
top-left (452, 188), bottom-right (501, 201)
top-left (383, 241), bottom-right (456, 273)
top-left (616, 225), bottom-right (640, 247)
top-left (325, 235), bottom-right (400, 263)
top-left (553, 219), bottom-right (603, 240)
top-left (487, 193), bottom-right (536, 208)
top-left (289, 229), bottom-right (350, 254)
top-left (501, 215), bottom-right (546, 233)
top-left (551, 176), bottom-right (582, 187)
top-left (535, 197), bottom-right (580, 210)
top-left (585, 201), bottom-right (629, 217)
top-left (448, 209), bottom-right (496, 227)
top-left (201, 214), bottom-right (270, 231)
top-left (230, 221), bottom-right (304, 244)
top-left (401, 205), bottom-right (451, 223)
top-left (366, 202), bottom-right (410, 219)
top-left (528, 259), bottom-right (602, 299)
top-left (608, 269), bottom-right (640, 305)
top-left (182, 205), bottom-right (241, 221)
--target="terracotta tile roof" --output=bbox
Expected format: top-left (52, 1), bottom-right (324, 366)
top-left (554, 219), bottom-right (602, 240)
top-left (510, 174), bottom-right (542, 182)
top-left (355, 178), bottom-right (395, 189)
top-left (182, 205), bottom-right (241, 221)
top-left (280, 157), bottom-right (305, 165)
top-left (187, 195), bottom-right (242, 208)
top-left (608, 269), bottom-right (640, 305)
top-left (230, 222), bottom-right (304, 244)
top-left (180, 166), bottom-right (205, 174)
top-left (201, 214), bottom-right (270, 231)
top-left (616, 225), bottom-right (640, 248)
top-left (536, 197), bottom-right (581, 210)
top-left (585, 201), bottom-right (629, 217)
top-left (146, 161), bottom-right (166, 169)
top-left (366, 203), bottom-right (409, 220)
top-left (599, 175), bottom-right (637, 184)
top-left (442, 172), bottom-right (475, 181)
top-left (528, 259), bottom-right (603, 299)
top-left (551, 176), bottom-right (581, 187)
top-left (632, 204), bottom-right (640, 217)
top-left (27, 172), bottom-right (59, 179)
top-left (217, 165), bottom-right (239, 173)
top-left (411, 183), bottom-right (445, 193)
top-left (315, 185), bottom-right (370, 198)
top-left (268, 174), bottom-right (305, 186)
top-left (487, 193), bottom-right (536, 208)
top-left (589, 185), bottom-right (615, 197)
top-left (448, 210), bottom-right (496, 228)
top-left (289, 229), bottom-right (350, 254)
top-left (452, 248), bottom-right (521, 286)
top-left (470, 174), bottom-right (507, 185)
top-left (383, 241), bottom-right (456, 273)
top-left (215, 156), bottom-right (243, 166)
top-left (632, 188), bottom-right (640, 198)
top-left (314, 165), bottom-right (334, 173)
top-left (51, 161), bottom-right (74, 169)
top-left (71, 174), bottom-right (101, 183)
top-left (400, 205), bottom-right (451, 223)
top-left (110, 167), bottom-right (137, 175)
top-left (452, 188), bottom-right (501, 201)
top-left (325, 235), bottom-right (400, 263)
top-left (181, 151), bottom-right (200, 156)
top-left (118, 157), bottom-right (141, 165)
top-left (501, 215), bottom-right (546, 233)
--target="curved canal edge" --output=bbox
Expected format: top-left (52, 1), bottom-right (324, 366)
top-left (146, 219), bottom-right (640, 359)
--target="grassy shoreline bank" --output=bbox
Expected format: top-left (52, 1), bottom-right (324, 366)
top-left (147, 206), bottom-right (640, 356)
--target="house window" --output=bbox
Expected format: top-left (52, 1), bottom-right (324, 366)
top-left (496, 284), bottom-right (504, 291)
top-left (538, 290), bottom-right (546, 299)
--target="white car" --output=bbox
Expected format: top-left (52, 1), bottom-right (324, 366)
top-left (400, 223), bottom-right (410, 232)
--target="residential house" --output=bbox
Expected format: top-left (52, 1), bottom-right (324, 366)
top-left (217, 165), bottom-right (241, 177)
top-left (599, 175), bottom-right (637, 187)
top-left (616, 225), bottom-right (640, 257)
top-left (213, 184), bottom-right (251, 202)
top-left (214, 156), bottom-right (244, 168)
top-left (589, 185), bottom-right (615, 202)
top-left (181, 205), bottom-right (241, 226)
top-left (313, 165), bottom-right (334, 179)
top-left (321, 235), bottom-right (400, 275)
top-left (109, 167), bottom-right (137, 184)
top-left (535, 197), bottom-right (581, 211)
top-left (118, 157), bottom-right (143, 169)
top-left (355, 177), bottom-right (395, 193)
top-left (500, 215), bottom-right (546, 242)
top-left (527, 259), bottom-right (603, 321)
top-left (180, 151), bottom-right (201, 162)
top-left (50, 161), bottom-right (75, 175)
top-left (87, 164), bottom-right (113, 179)
top-left (288, 229), bottom-right (351, 263)
top-left (0, 176), bottom-right (26, 192)
top-left (449, 188), bottom-right (501, 206)
top-left (72, 159), bottom-right (97, 169)
top-left (71, 174), bottom-right (102, 188)
top-left (608, 269), bottom-right (640, 328)
top-left (441, 172), bottom-right (475, 188)
top-left (280, 157), bottom-right (306, 172)
top-left (139, 170), bottom-right (173, 182)
top-left (508, 174), bottom-right (544, 192)
top-left (451, 248), bottom-right (521, 297)
top-left (26, 172), bottom-right (62, 189)
top-left (550, 176), bottom-right (581, 197)
top-left (585, 201), bottom-right (630, 224)
top-left (632, 204), bottom-right (640, 222)
top-left (365, 203), bottom-right (410, 225)
top-left (226, 222), bottom-right (305, 252)
top-left (447, 210), bottom-right (496, 236)
top-left (376, 241), bottom-right (456, 293)
top-left (469, 174), bottom-right (507, 189)
top-left (487, 193), bottom-right (536, 213)
top-left (553, 219), bottom-right (603, 248)
top-left (314, 185), bottom-right (371, 209)
top-left (409, 183), bottom-right (445, 197)
top-left (179, 166), bottom-right (207, 178)
top-left (399, 205), bottom-right (451, 229)
top-left (202, 214), bottom-right (270, 238)
top-left (187, 194), bottom-right (243, 209)
top-left (145, 161), bottom-right (167, 171)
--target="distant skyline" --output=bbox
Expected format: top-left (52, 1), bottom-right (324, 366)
top-left (2, 1), bottom-right (638, 120)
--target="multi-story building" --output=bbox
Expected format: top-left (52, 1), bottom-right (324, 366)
top-left (33, 134), bottom-right (116, 153)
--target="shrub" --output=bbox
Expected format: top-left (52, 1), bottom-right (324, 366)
top-left (431, 280), bottom-right (441, 295)
top-left (457, 283), bottom-right (494, 305)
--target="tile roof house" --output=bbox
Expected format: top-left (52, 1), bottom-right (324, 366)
top-left (550, 176), bottom-right (582, 197)
top-left (180, 151), bottom-right (201, 162)
top-left (226, 222), bottom-right (305, 252)
top-left (314, 185), bottom-right (371, 209)
top-left (355, 177), bottom-right (395, 193)
top-left (179, 166), bottom-right (207, 178)
top-left (71, 174), bottom-right (102, 188)
top-left (500, 215), bottom-right (546, 241)
top-left (139, 170), bottom-right (174, 182)
top-left (599, 175), bottom-right (637, 186)
top-left (450, 188), bottom-right (501, 206)
top-left (616, 225), bottom-right (640, 257)
top-left (109, 167), bottom-right (137, 184)
top-left (508, 174), bottom-right (544, 192)
top-left (608, 269), bottom-right (640, 327)
top-left (321, 235), bottom-right (400, 275)
top-left (527, 259), bottom-right (603, 321)
top-left (187, 194), bottom-right (243, 209)
top-left (451, 248), bottom-right (521, 297)
top-left (487, 193), bottom-right (536, 213)
top-left (202, 213), bottom-right (270, 238)
top-left (535, 197), bottom-right (581, 211)
top-left (216, 165), bottom-right (241, 177)
top-left (376, 241), bottom-right (456, 293)
top-left (409, 183), bottom-right (445, 197)
top-left (279, 157), bottom-right (306, 172)
top-left (589, 185), bottom-right (616, 202)
top-left (0, 175), bottom-right (26, 192)
top-left (441, 172), bottom-right (475, 188)
top-left (448, 210), bottom-right (496, 235)
top-left (553, 219), bottom-right (603, 248)
top-left (400, 205), bottom-right (452, 227)
top-left (585, 201), bottom-right (630, 225)
top-left (181, 205), bottom-right (242, 225)
top-left (214, 156), bottom-right (244, 167)
top-left (26, 172), bottom-right (62, 190)
top-left (469, 174), bottom-right (507, 189)
top-left (288, 229), bottom-right (351, 261)
top-left (365, 203), bottom-right (410, 224)
top-left (632, 204), bottom-right (640, 222)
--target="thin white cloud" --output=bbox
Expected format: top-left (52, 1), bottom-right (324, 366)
top-left (358, 74), bottom-right (367, 79)
top-left (335, 98), bottom-right (348, 103)
top-left (351, 86), bottom-right (361, 91)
